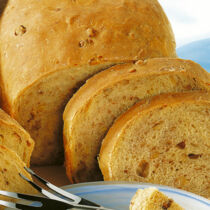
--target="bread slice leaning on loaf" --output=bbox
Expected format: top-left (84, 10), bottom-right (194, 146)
top-left (63, 58), bottom-right (210, 183)
top-left (129, 188), bottom-right (184, 210)
top-left (99, 92), bottom-right (210, 199)
top-left (0, 0), bottom-right (176, 165)
top-left (0, 145), bottom-right (37, 210)
top-left (0, 108), bottom-right (34, 166)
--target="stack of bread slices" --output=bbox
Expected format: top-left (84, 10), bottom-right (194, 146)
top-left (0, 0), bottom-right (209, 203)
top-left (63, 59), bottom-right (210, 198)
top-left (0, 109), bottom-right (36, 209)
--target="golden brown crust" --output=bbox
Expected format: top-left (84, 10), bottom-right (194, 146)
top-left (63, 134), bottom-right (74, 183)
top-left (0, 0), bottom-right (176, 109)
top-left (63, 58), bottom-right (210, 121)
top-left (99, 91), bottom-right (210, 180)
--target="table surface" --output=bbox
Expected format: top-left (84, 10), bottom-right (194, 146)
top-left (31, 165), bottom-right (71, 187)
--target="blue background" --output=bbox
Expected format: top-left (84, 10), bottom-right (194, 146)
top-left (177, 39), bottom-right (210, 73)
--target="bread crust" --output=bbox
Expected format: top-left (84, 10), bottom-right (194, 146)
top-left (99, 91), bottom-right (210, 198)
top-left (63, 58), bottom-right (210, 183)
top-left (0, 0), bottom-right (176, 108)
top-left (64, 58), bottom-right (210, 120)
top-left (0, 0), bottom-right (176, 164)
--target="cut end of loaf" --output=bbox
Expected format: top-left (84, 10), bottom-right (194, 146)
top-left (13, 63), bottom-right (115, 165)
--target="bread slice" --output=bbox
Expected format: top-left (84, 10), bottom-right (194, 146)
top-left (0, 0), bottom-right (176, 165)
top-left (99, 92), bottom-right (210, 198)
top-left (0, 108), bottom-right (34, 166)
top-left (63, 58), bottom-right (210, 183)
top-left (0, 145), bottom-right (37, 210)
top-left (130, 187), bottom-right (184, 210)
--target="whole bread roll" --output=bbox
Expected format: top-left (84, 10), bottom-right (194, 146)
top-left (63, 58), bottom-right (210, 183)
top-left (0, 108), bottom-right (34, 166)
top-left (0, 0), bottom-right (176, 165)
top-left (99, 92), bottom-right (210, 199)
top-left (0, 145), bottom-right (37, 210)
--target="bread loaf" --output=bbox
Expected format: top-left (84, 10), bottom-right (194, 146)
top-left (0, 108), bottom-right (34, 166)
top-left (0, 145), bottom-right (37, 210)
top-left (0, 0), bottom-right (176, 165)
top-left (130, 188), bottom-right (184, 210)
top-left (99, 92), bottom-right (210, 198)
top-left (63, 58), bottom-right (210, 183)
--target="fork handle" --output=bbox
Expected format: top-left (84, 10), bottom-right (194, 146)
top-left (67, 205), bottom-right (112, 210)
top-left (79, 197), bottom-right (101, 207)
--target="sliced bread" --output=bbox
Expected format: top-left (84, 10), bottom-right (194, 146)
top-left (63, 58), bottom-right (210, 183)
top-left (0, 145), bottom-right (37, 210)
top-left (99, 92), bottom-right (210, 198)
top-left (0, 0), bottom-right (176, 165)
top-left (130, 188), bottom-right (184, 210)
top-left (0, 108), bottom-right (34, 166)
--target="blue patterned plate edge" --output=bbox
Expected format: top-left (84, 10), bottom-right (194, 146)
top-left (62, 181), bottom-right (210, 210)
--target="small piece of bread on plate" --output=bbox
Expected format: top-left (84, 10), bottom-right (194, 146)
top-left (129, 187), bottom-right (184, 210)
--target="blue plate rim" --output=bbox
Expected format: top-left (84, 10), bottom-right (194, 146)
top-left (62, 181), bottom-right (210, 206)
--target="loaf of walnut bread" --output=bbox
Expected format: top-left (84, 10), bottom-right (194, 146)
top-left (0, 0), bottom-right (176, 165)
top-left (0, 108), bottom-right (34, 166)
top-left (0, 145), bottom-right (37, 210)
top-left (63, 58), bottom-right (210, 183)
top-left (130, 188), bottom-right (184, 210)
top-left (99, 92), bottom-right (210, 198)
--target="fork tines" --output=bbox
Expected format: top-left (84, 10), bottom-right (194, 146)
top-left (23, 167), bottom-right (80, 203)
top-left (0, 167), bottom-right (113, 210)
top-left (21, 167), bottom-right (110, 209)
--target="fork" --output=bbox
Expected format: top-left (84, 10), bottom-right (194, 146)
top-left (0, 167), bottom-right (114, 210)
top-left (0, 190), bottom-right (105, 209)
top-left (22, 167), bottom-right (102, 207)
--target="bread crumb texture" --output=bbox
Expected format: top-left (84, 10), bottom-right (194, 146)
top-left (0, 109), bottom-right (34, 166)
top-left (64, 58), bottom-right (209, 183)
top-left (99, 92), bottom-right (210, 199)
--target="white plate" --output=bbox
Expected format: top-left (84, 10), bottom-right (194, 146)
top-left (62, 181), bottom-right (210, 210)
